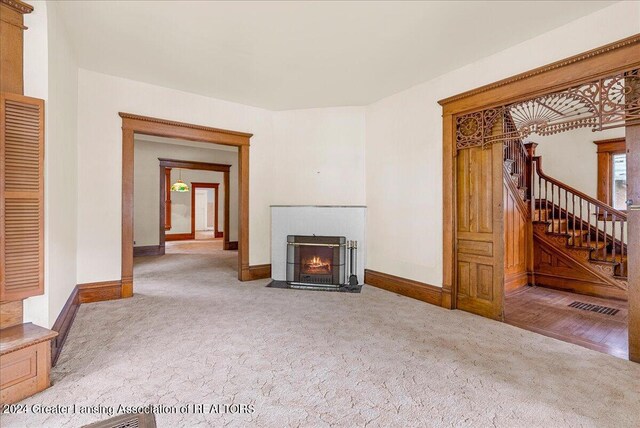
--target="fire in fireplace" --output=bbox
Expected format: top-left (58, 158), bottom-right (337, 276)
top-left (287, 235), bottom-right (346, 287)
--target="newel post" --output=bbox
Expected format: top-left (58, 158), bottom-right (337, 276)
top-left (523, 142), bottom-right (538, 201)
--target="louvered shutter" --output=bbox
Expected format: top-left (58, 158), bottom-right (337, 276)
top-left (1, 93), bottom-right (44, 301)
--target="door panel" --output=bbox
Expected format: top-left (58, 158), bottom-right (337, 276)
top-left (456, 142), bottom-right (504, 320)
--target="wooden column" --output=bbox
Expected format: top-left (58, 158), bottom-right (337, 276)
top-left (0, 0), bottom-right (32, 94)
top-left (0, 0), bottom-right (33, 330)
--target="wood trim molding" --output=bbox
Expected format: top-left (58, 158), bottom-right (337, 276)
top-left (1, 0), bottom-right (34, 15)
top-left (190, 182), bottom-right (222, 238)
top-left (438, 34), bottom-right (640, 107)
top-left (164, 167), bottom-right (172, 230)
top-left (119, 113), bottom-right (253, 139)
top-left (594, 137), bottom-right (626, 205)
top-left (438, 34), bottom-right (640, 362)
top-left (50, 287), bottom-right (79, 366)
top-left (159, 159), bottom-right (232, 251)
top-left (241, 264), bottom-right (271, 281)
top-left (77, 280), bottom-right (122, 304)
top-left (133, 245), bottom-right (164, 257)
top-left (121, 113), bottom-right (253, 299)
top-left (158, 158), bottom-right (231, 172)
top-left (165, 233), bottom-right (194, 241)
top-left (224, 241), bottom-right (238, 250)
top-left (364, 269), bottom-right (443, 307)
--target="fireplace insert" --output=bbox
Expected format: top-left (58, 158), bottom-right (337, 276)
top-left (286, 235), bottom-right (346, 288)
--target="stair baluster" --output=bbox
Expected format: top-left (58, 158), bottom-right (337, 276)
top-left (529, 154), bottom-right (627, 279)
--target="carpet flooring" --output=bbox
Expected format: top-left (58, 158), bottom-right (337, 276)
top-left (2, 248), bottom-right (639, 427)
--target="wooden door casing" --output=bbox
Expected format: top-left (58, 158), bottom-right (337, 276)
top-left (455, 141), bottom-right (505, 320)
top-left (627, 123), bottom-right (640, 362)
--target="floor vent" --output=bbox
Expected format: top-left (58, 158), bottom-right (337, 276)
top-left (568, 301), bottom-right (619, 316)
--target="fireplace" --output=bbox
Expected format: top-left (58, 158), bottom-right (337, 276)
top-left (286, 235), bottom-right (346, 287)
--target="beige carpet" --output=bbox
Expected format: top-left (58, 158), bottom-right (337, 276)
top-left (3, 250), bottom-right (639, 427)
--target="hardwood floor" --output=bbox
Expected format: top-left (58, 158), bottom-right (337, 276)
top-left (505, 286), bottom-right (628, 359)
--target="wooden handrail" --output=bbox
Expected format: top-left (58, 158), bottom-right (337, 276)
top-left (532, 156), bottom-right (627, 220)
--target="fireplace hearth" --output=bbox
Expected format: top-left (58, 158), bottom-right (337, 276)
top-left (286, 235), bottom-right (347, 288)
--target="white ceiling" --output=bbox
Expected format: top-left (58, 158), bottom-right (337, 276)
top-left (57, 1), bottom-right (615, 110)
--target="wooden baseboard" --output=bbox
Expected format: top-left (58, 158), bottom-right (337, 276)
top-left (364, 269), bottom-right (443, 307)
top-left (215, 231), bottom-right (224, 238)
top-left (240, 264), bottom-right (271, 281)
top-left (49, 279), bottom-right (122, 366)
top-left (532, 273), bottom-right (627, 301)
top-left (133, 245), bottom-right (164, 257)
top-left (165, 233), bottom-right (194, 241)
top-left (224, 241), bottom-right (238, 250)
top-left (77, 280), bottom-right (122, 304)
top-left (50, 287), bottom-right (79, 366)
top-left (505, 271), bottom-right (529, 294)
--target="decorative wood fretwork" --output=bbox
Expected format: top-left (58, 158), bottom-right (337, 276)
top-left (456, 69), bottom-right (640, 150)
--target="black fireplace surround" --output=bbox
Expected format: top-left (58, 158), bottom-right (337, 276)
top-left (286, 235), bottom-right (346, 287)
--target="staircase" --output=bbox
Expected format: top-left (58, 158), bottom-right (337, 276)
top-left (502, 135), bottom-right (628, 299)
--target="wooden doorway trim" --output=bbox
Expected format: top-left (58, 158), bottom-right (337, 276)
top-left (158, 159), bottom-right (230, 248)
top-left (190, 182), bottom-right (221, 240)
top-left (438, 34), bottom-right (640, 361)
top-left (121, 113), bottom-right (252, 295)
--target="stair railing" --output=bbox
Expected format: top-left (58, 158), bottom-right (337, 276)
top-left (530, 154), bottom-right (627, 267)
top-left (503, 113), bottom-right (529, 198)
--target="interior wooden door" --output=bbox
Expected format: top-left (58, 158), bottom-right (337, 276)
top-left (455, 141), bottom-right (505, 320)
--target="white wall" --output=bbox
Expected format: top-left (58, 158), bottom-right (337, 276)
top-left (23, 1), bottom-right (79, 327)
top-left (20, 0), bottom-right (639, 325)
top-left (133, 140), bottom-right (233, 246)
top-left (76, 70), bottom-right (367, 284)
top-left (365, 1), bottom-right (640, 286)
top-left (271, 108), bottom-right (366, 205)
top-left (533, 127), bottom-right (624, 200)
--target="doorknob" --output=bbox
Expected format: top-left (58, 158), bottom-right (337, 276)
top-left (627, 199), bottom-right (640, 211)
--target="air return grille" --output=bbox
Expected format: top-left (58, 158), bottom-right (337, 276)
top-left (568, 301), bottom-right (619, 316)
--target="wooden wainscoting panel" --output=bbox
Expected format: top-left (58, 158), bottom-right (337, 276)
top-left (133, 245), bottom-right (164, 257)
top-left (77, 281), bottom-right (122, 304)
top-left (503, 179), bottom-right (529, 293)
top-left (50, 286), bottom-right (79, 366)
top-left (0, 323), bottom-right (56, 405)
top-left (533, 236), bottom-right (626, 300)
top-left (364, 270), bottom-right (443, 307)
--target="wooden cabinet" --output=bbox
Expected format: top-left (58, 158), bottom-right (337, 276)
top-left (0, 323), bottom-right (56, 404)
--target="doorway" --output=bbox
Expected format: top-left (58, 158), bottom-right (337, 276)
top-left (438, 35), bottom-right (640, 362)
top-left (158, 158), bottom-right (232, 251)
top-left (121, 113), bottom-right (254, 298)
top-left (194, 183), bottom-right (219, 240)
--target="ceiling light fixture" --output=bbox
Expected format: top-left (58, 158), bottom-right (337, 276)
top-left (170, 169), bottom-right (189, 192)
